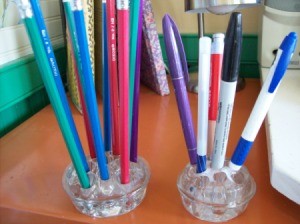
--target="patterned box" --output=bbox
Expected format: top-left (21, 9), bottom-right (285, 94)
top-left (140, 0), bottom-right (170, 96)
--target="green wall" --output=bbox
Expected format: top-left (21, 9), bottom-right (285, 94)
top-left (0, 45), bottom-right (67, 137)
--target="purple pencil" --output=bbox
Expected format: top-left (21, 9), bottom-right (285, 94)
top-left (162, 14), bottom-right (197, 165)
top-left (130, 0), bottom-right (143, 162)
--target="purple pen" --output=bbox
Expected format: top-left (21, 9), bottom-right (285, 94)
top-left (162, 14), bottom-right (197, 165)
top-left (130, 0), bottom-right (143, 163)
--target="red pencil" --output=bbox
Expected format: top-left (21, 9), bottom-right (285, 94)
top-left (107, 0), bottom-right (120, 156)
top-left (117, 0), bottom-right (130, 184)
top-left (208, 33), bottom-right (224, 157)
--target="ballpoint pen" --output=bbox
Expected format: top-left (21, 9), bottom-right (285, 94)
top-left (102, 0), bottom-right (112, 152)
top-left (163, 14), bottom-right (197, 165)
top-left (62, 0), bottom-right (96, 159)
top-left (17, 0), bottom-right (90, 188)
top-left (106, 0), bottom-right (120, 156)
top-left (229, 32), bottom-right (298, 171)
top-left (211, 12), bottom-right (242, 170)
top-left (208, 33), bottom-right (224, 158)
top-left (72, 0), bottom-right (109, 180)
top-left (197, 36), bottom-right (211, 172)
top-left (117, 0), bottom-right (130, 183)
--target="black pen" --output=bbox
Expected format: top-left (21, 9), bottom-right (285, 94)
top-left (211, 12), bottom-right (243, 169)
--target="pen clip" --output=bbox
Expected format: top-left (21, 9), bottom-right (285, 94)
top-left (268, 32), bottom-right (297, 93)
top-left (168, 16), bottom-right (190, 85)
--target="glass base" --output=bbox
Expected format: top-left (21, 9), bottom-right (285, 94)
top-left (177, 160), bottom-right (256, 222)
top-left (62, 157), bottom-right (150, 218)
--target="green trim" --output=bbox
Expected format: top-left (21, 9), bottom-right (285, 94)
top-left (0, 45), bottom-right (67, 137)
top-left (159, 34), bottom-right (259, 78)
top-left (0, 34), bottom-right (259, 137)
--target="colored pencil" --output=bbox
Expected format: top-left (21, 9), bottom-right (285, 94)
top-left (72, 0), bottom-right (109, 180)
top-left (117, 0), bottom-right (130, 184)
top-left (18, 0), bottom-right (90, 188)
top-left (63, 0), bottom-right (96, 158)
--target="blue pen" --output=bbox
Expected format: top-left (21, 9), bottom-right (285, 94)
top-left (229, 32), bottom-right (298, 171)
top-left (102, 0), bottom-right (112, 152)
top-left (72, 0), bottom-right (109, 180)
top-left (29, 0), bottom-right (89, 172)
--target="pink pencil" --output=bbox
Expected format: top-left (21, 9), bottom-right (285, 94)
top-left (107, 0), bottom-right (121, 156)
top-left (117, 0), bottom-right (130, 184)
top-left (208, 33), bottom-right (224, 157)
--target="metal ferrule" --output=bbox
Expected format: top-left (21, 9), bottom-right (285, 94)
top-left (116, 0), bottom-right (129, 10)
top-left (17, 0), bottom-right (33, 18)
top-left (71, 0), bottom-right (83, 11)
top-left (185, 0), bottom-right (262, 13)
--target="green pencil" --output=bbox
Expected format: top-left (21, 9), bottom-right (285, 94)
top-left (18, 1), bottom-right (90, 188)
top-left (129, 0), bottom-right (141, 134)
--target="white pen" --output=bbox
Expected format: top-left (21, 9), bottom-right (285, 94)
top-left (229, 32), bottom-right (298, 171)
top-left (197, 36), bottom-right (211, 173)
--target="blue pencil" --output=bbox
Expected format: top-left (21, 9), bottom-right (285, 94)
top-left (29, 0), bottom-right (89, 172)
top-left (102, 0), bottom-right (112, 152)
top-left (72, 0), bottom-right (109, 180)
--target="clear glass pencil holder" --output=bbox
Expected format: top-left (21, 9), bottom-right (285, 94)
top-left (62, 157), bottom-right (150, 218)
top-left (177, 159), bottom-right (256, 222)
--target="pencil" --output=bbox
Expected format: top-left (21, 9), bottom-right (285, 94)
top-left (63, 0), bottom-right (96, 159)
top-left (129, 0), bottom-right (141, 135)
top-left (72, 0), bottom-right (109, 180)
top-left (106, 0), bottom-right (120, 156)
top-left (18, 0), bottom-right (90, 188)
top-left (130, 0), bottom-right (143, 163)
top-left (117, 0), bottom-right (130, 184)
top-left (29, 0), bottom-right (89, 171)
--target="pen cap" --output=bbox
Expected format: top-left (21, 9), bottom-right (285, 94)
top-left (268, 32), bottom-right (298, 93)
top-left (163, 14), bottom-right (189, 84)
top-left (222, 12), bottom-right (242, 82)
top-left (199, 37), bottom-right (212, 54)
top-left (212, 33), bottom-right (225, 54)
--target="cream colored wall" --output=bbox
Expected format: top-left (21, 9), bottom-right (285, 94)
top-left (151, 0), bottom-right (261, 34)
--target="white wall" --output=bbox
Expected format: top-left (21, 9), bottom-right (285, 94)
top-left (0, 0), bottom-right (64, 65)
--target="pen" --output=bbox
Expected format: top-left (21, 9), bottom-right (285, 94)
top-left (211, 12), bottom-right (242, 170)
top-left (162, 14), bottom-right (197, 165)
top-left (17, 0), bottom-right (90, 188)
top-left (197, 36), bottom-right (211, 172)
top-left (208, 33), bottom-right (224, 158)
top-left (102, 0), bottom-right (112, 152)
top-left (72, 0), bottom-right (109, 180)
top-left (107, 0), bottom-right (120, 156)
top-left (229, 32), bottom-right (298, 171)
top-left (117, 0), bottom-right (130, 183)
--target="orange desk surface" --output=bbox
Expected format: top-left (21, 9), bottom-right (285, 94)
top-left (0, 79), bottom-right (299, 224)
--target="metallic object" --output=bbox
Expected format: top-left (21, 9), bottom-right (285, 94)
top-left (185, 0), bottom-right (262, 14)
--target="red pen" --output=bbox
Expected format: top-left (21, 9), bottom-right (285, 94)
top-left (208, 33), bottom-right (224, 157)
top-left (117, 0), bottom-right (130, 184)
top-left (107, 0), bottom-right (120, 156)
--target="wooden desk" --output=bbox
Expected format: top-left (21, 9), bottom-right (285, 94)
top-left (1, 79), bottom-right (299, 223)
